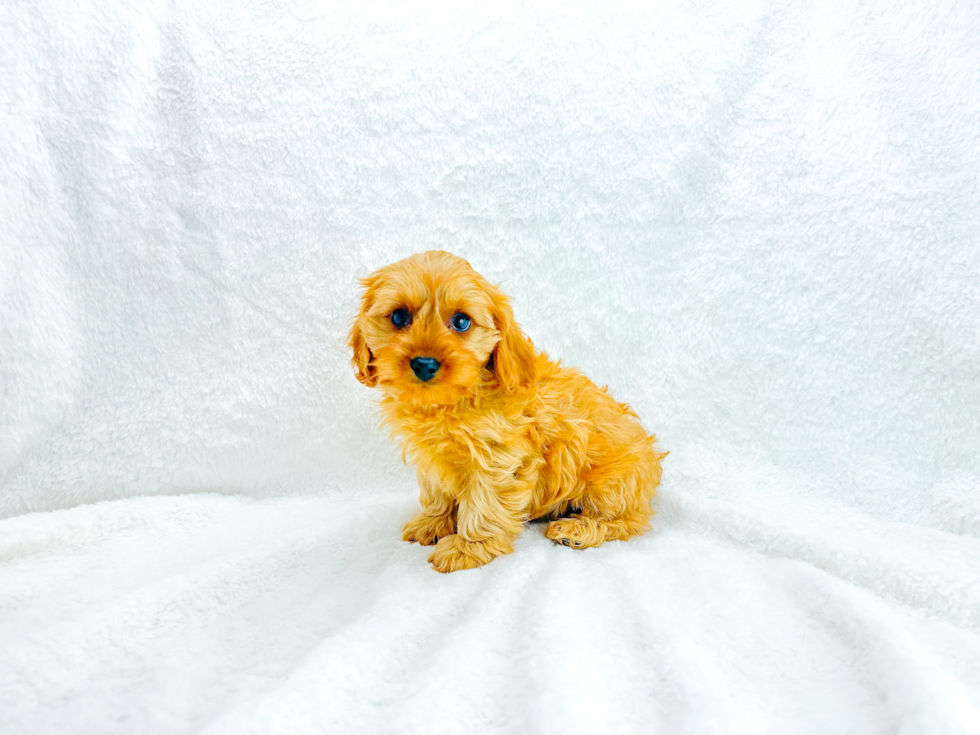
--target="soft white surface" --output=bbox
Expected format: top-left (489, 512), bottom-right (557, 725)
top-left (1, 0), bottom-right (979, 732)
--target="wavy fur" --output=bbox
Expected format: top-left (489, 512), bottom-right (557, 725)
top-left (350, 251), bottom-right (665, 572)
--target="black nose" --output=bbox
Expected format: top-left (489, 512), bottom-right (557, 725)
top-left (410, 356), bottom-right (441, 382)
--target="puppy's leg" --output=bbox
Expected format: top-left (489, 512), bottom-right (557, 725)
top-left (403, 467), bottom-right (456, 546)
top-left (428, 470), bottom-right (532, 573)
top-left (546, 511), bottom-right (651, 548)
top-left (547, 448), bottom-right (662, 549)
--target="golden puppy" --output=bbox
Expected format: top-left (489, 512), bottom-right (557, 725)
top-left (349, 251), bottom-right (665, 573)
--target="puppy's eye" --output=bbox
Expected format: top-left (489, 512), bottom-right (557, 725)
top-left (390, 308), bottom-right (412, 329)
top-left (451, 312), bottom-right (471, 333)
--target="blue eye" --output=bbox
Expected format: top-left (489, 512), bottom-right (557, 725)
top-left (390, 308), bottom-right (411, 328)
top-left (451, 313), bottom-right (471, 333)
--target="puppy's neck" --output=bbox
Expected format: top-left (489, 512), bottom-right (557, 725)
top-left (379, 379), bottom-right (529, 429)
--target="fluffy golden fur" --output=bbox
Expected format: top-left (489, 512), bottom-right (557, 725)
top-left (349, 251), bottom-right (665, 572)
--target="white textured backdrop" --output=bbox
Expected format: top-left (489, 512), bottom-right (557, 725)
top-left (1, 1), bottom-right (978, 733)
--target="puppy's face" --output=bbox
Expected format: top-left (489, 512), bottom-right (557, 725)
top-left (349, 251), bottom-right (536, 405)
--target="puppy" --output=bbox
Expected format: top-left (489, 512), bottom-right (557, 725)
top-left (349, 251), bottom-right (665, 573)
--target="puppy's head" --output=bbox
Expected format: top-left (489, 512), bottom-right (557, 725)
top-left (349, 251), bottom-right (536, 405)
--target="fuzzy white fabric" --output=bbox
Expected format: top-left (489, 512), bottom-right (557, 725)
top-left (1, 1), bottom-right (978, 733)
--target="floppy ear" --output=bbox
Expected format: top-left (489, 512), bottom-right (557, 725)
top-left (348, 279), bottom-right (379, 387)
top-left (486, 283), bottom-right (537, 392)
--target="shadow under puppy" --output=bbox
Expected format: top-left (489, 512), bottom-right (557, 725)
top-left (349, 251), bottom-right (665, 573)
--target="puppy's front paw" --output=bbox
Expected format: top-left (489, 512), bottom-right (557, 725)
top-left (402, 513), bottom-right (455, 546)
top-left (427, 535), bottom-right (487, 573)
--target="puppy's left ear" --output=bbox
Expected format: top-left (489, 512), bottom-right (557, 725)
top-left (485, 281), bottom-right (537, 392)
top-left (348, 278), bottom-right (378, 387)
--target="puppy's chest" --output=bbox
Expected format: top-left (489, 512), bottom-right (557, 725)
top-left (398, 403), bottom-right (590, 482)
top-left (389, 404), bottom-right (529, 469)
top-left (415, 413), bottom-right (516, 460)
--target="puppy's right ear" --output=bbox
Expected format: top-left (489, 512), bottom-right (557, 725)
top-left (484, 281), bottom-right (538, 393)
top-left (348, 278), bottom-right (379, 387)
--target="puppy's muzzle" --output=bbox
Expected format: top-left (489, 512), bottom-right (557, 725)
top-left (410, 356), bottom-right (441, 382)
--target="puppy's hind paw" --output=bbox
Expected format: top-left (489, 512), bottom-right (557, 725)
top-left (546, 517), bottom-right (605, 549)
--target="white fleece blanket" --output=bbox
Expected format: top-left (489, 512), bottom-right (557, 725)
top-left (1, 1), bottom-right (978, 733)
